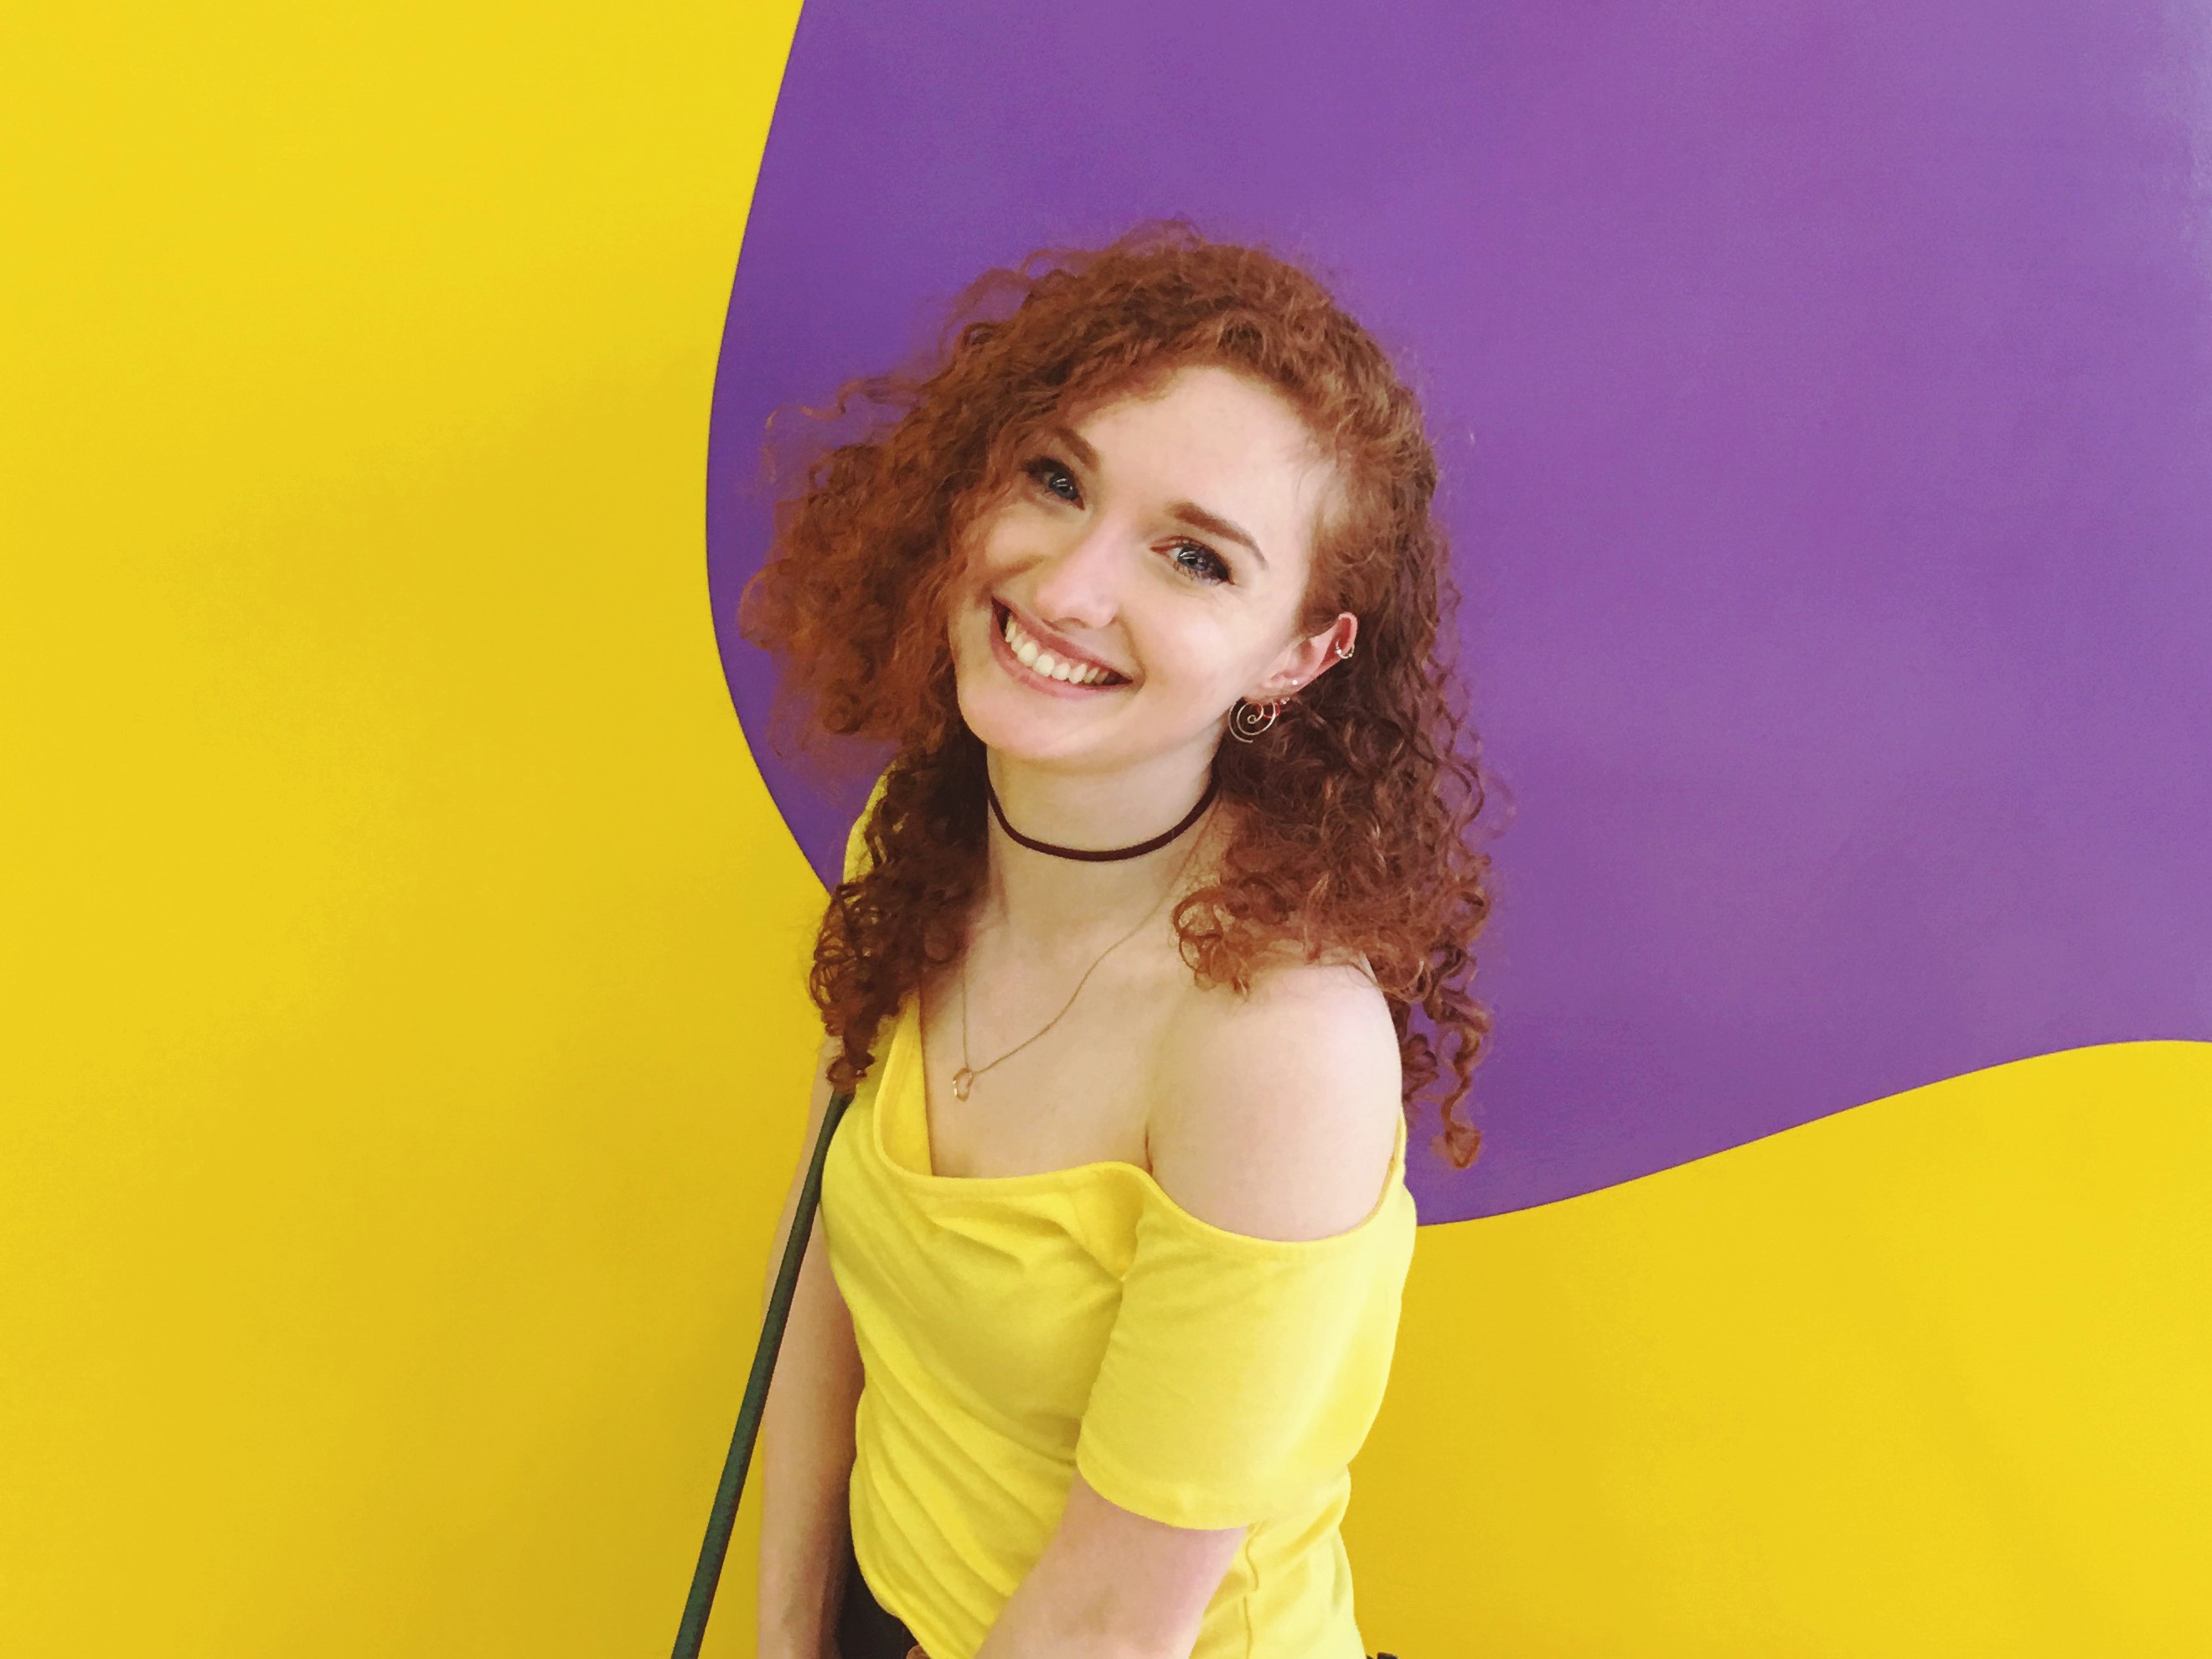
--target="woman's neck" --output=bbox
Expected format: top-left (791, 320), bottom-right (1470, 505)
top-left (977, 748), bottom-right (1222, 959)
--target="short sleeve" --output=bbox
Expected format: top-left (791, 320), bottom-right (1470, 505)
top-left (840, 769), bottom-right (892, 886)
top-left (1073, 1186), bottom-right (1418, 1531)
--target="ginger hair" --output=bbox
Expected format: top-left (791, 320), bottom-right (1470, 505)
top-left (738, 219), bottom-right (1497, 1167)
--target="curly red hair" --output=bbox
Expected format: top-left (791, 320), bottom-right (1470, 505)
top-left (738, 219), bottom-right (1497, 1167)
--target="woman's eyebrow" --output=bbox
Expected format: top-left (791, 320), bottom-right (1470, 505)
top-left (1168, 500), bottom-right (1268, 570)
top-left (1046, 423), bottom-right (1099, 469)
top-left (1045, 422), bottom-right (1269, 570)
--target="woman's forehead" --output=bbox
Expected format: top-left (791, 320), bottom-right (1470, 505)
top-left (1062, 367), bottom-right (1329, 485)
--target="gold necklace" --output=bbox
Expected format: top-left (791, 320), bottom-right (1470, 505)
top-left (952, 811), bottom-right (1211, 1101)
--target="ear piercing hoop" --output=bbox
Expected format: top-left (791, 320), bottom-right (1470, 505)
top-left (1231, 629), bottom-right (1353, 742)
top-left (1228, 699), bottom-right (1281, 742)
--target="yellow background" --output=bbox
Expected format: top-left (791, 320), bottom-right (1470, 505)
top-left (4, 4), bottom-right (2205, 1654)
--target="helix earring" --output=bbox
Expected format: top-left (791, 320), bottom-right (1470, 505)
top-left (1333, 636), bottom-right (1356, 661)
top-left (1228, 699), bottom-right (1282, 742)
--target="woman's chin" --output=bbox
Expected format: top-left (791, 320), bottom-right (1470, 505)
top-left (958, 701), bottom-right (1086, 764)
top-left (955, 676), bottom-right (1118, 766)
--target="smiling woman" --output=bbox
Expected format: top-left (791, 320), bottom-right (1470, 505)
top-left (734, 220), bottom-right (1494, 1659)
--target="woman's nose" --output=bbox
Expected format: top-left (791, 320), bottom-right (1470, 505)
top-left (1026, 517), bottom-right (1124, 631)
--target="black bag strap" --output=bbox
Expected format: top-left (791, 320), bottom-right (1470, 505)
top-left (671, 1088), bottom-right (856, 1659)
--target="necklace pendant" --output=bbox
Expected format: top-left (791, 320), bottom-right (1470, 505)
top-left (951, 1067), bottom-right (975, 1100)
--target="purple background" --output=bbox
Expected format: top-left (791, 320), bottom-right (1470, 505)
top-left (708, 0), bottom-right (2212, 1222)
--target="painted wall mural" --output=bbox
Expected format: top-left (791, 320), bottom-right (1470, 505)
top-left (6, 2), bottom-right (2204, 1654)
top-left (710, 0), bottom-right (2212, 1222)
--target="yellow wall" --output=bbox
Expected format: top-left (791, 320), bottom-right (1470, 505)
top-left (3, 6), bottom-right (812, 1652)
top-left (1349, 1041), bottom-right (2212, 1656)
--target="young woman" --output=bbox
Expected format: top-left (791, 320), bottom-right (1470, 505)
top-left (741, 221), bottom-right (1493, 1659)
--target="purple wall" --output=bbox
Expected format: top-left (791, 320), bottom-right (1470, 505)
top-left (709, 0), bottom-right (2212, 1222)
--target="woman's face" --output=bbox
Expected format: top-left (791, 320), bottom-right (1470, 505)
top-left (946, 363), bottom-right (1352, 775)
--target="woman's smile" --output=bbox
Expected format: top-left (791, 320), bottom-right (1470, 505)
top-left (988, 597), bottom-right (1134, 696)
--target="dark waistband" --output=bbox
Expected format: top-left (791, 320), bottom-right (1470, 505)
top-left (836, 1530), bottom-right (920, 1659)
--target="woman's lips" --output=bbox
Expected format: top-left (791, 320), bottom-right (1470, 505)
top-left (989, 599), bottom-right (1130, 696)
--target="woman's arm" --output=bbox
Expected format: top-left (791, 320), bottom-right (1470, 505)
top-left (756, 1035), bottom-right (866, 1659)
top-left (973, 1474), bottom-right (1245, 1659)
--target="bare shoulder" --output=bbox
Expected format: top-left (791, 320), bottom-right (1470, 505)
top-left (1145, 953), bottom-right (1404, 1243)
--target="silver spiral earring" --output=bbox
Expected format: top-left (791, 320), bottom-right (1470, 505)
top-left (1228, 699), bottom-right (1282, 742)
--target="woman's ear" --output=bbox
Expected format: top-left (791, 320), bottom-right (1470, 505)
top-left (1247, 612), bottom-right (1358, 702)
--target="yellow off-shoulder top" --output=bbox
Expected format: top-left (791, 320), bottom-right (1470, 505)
top-left (819, 778), bottom-right (1419, 1659)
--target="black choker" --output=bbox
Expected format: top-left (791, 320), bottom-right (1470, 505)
top-left (985, 772), bottom-right (1219, 862)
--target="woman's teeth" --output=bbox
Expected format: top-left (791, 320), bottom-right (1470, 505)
top-left (1001, 607), bottom-right (1122, 686)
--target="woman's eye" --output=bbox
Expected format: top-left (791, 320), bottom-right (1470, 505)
top-left (1169, 540), bottom-right (1231, 585)
top-left (1024, 457), bottom-right (1081, 504)
top-left (1016, 457), bottom-right (1225, 585)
